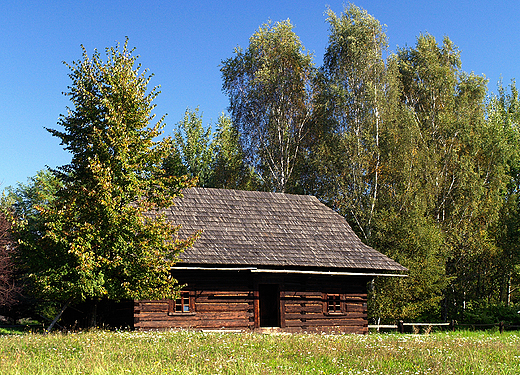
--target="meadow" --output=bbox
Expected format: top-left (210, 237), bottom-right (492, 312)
top-left (0, 329), bottom-right (519, 374)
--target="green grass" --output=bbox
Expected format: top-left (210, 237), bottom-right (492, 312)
top-left (0, 329), bottom-right (519, 374)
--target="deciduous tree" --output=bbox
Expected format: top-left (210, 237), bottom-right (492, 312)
top-left (221, 20), bottom-right (315, 192)
top-left (310, 4), bottom-right (388, 240)
top-left (211, 114), bottom-right (258, 190)
top-left (11, 40), bottom-right (196, 329)
top-left (371, 34), bottom-right (508, 321)
top-left (166, 109), bottom-right (256, 190)
top-left (171, 107), bottom-right (214, 187)
top-left (487, 81), bottom-right (520, 307)
top-left (0, 210), bottom-right (19, 310)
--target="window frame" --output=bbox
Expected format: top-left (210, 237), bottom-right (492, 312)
top-left (323, 293), bottom-right (347, 315)
top-left (168, 291), bottom-right (196, 316)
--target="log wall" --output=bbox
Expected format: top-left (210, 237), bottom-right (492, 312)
top-left (280, 274), bottom-right (368, 334)
top-left (134, 270), bottom-right (369, 334)
top-left (135, 270), bottom-right (254, 331)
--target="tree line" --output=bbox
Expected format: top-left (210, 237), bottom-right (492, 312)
top-left (1, 4), bottom-right (519, 326)
top-left (169, 5), bottom-right (520, 323)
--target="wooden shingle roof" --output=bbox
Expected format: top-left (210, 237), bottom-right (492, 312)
top-left (161, 187), bottom-right (406, 272)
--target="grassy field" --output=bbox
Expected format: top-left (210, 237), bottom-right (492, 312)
top-left (0, 329), bottom-right (519, 374)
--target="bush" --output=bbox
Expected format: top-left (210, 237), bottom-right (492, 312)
top-left (462, 303), bottom-right (520, 325)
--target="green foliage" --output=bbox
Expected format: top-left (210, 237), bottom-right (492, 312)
top-left (11, 39), bottom-right (196, 306)
top-left (217, 5), bottom-right (520, 322)
top-left (309, 4), bottom-right (388, 240)
top-left (4, 5), bottom-right (519, 325)
top-left (221, 20), bottom-right (315, 192)
top-left (212, 114), bottom-right (258, 190)
top-left (488, 81), bottom-right (520, 307)
top-left (370, 210), bottom-right (448, 322)
top-left (2, 170), bottom-right (62, 246)
top-left (171, 107), bottom-right (214, 187)
top-left (368, 32), bottom-right (514, 321)
top-left (167, 109), bottom-right (256, 190)
top-left (1, 171), bottom-right (62, 315)
top-left (462, 302), bottom-right (520, 325)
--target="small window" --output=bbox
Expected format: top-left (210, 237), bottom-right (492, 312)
top-left (168, 291), bottom-right (194, 315)
top-left (327, 294), bottom-right (341, 313)
top-left (324, 293), bottom-right (346, 315)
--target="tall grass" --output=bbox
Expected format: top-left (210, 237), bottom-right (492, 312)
top-left (0, 329), bottom-right (519, 374)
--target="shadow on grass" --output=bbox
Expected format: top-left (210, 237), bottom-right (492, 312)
top-left (0, 325), bottom-right (45, 335)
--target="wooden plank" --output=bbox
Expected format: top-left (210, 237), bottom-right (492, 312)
top-left (280, 290), bottom-right (286, 328)
top-left (284, 318), bottom-right (366, 327)
top-left (284, 314), bottom-right (366, 322)
top-left (198, 291), bottom-right (252, 297)
top-left (303, 319), bottom-right (367, 327)
top-left (345, 294), bottom-right (367, 299)
top-left (196, 296), bottom-right (252, 303)
top-left (283, 302), bottom-right (305, 306)
top-left (284, 305), bottom-right (303, 314)
top-left (136, 304), bottom-right (169, 313)
top-left (138, 300), bottom-right (174, 304)
top-left (193, 311), bottom-right (252, 320)
top-left (137, 311), bottom-right (252, 321)
top-left (136, 315), bottom-right (252, 324)
top-left (253, 289), bottom-right (259, 328)
top-left (348, 305), bottom-right (367, 313)
top-left (300, 312), bottom-right (367, 320)
top-left (195, 303), bottom-right (251, 312)
top-left (285, 305), bottom-right (323, 314)
top-left (135, 318), bottom-right (252, 329)
top-left (282, 291), bottom-right (323, 298)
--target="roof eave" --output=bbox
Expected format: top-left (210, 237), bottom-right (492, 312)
top-left (170, 266), bottom-right (408, 277)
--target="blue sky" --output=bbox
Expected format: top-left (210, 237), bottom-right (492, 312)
top-left (1, 0), bottom-right (519, 189)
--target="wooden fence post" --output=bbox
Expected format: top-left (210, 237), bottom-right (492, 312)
top-left (499, 321), bottom-right (504, 334)
top-left (450, 320), bottom-right (456, 332)
top-left (398, 320), bottom-right (404, 334)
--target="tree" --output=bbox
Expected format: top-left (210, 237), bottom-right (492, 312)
top-left (166, 109), bottom-right (256, 190)
top-left (0, 210), bottom-right (19, 310)
top-left (310, 4), bottom-right (388, 240)
top-left (171, 107), bottom-right (214, 187)
top-left (11, 40), bottom-right (196, 329)
top-left (1, 171), bottom-right (62, 322)
top-left (370, 34), bottom-right (510, 321)
top-left (2, 170), bottom-right (62, 238)
top-left (488, 81), bottom-right (520, 306)
top-left (212, 114), bottom-right (258, 190)
top-left (221, 20), bottom-right (315, 192)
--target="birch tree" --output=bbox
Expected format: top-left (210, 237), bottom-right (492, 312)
top-left (371, 35), bottom-right (508, 321)
top-left (221, 20), bottom-right (315, 192)
top-left (312, 4), bottom-right (388, 240)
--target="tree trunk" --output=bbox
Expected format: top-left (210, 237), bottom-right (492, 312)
top-left (46, 298), bottom-right (72, 333)
top-left (89, 298), bottom-right (98, 329)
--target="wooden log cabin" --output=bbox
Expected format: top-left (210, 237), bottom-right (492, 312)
top-left (135, 188), bottom-right (407, 334)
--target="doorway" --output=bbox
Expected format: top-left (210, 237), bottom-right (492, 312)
top-left (258, 284), bottom-right (280, 327)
